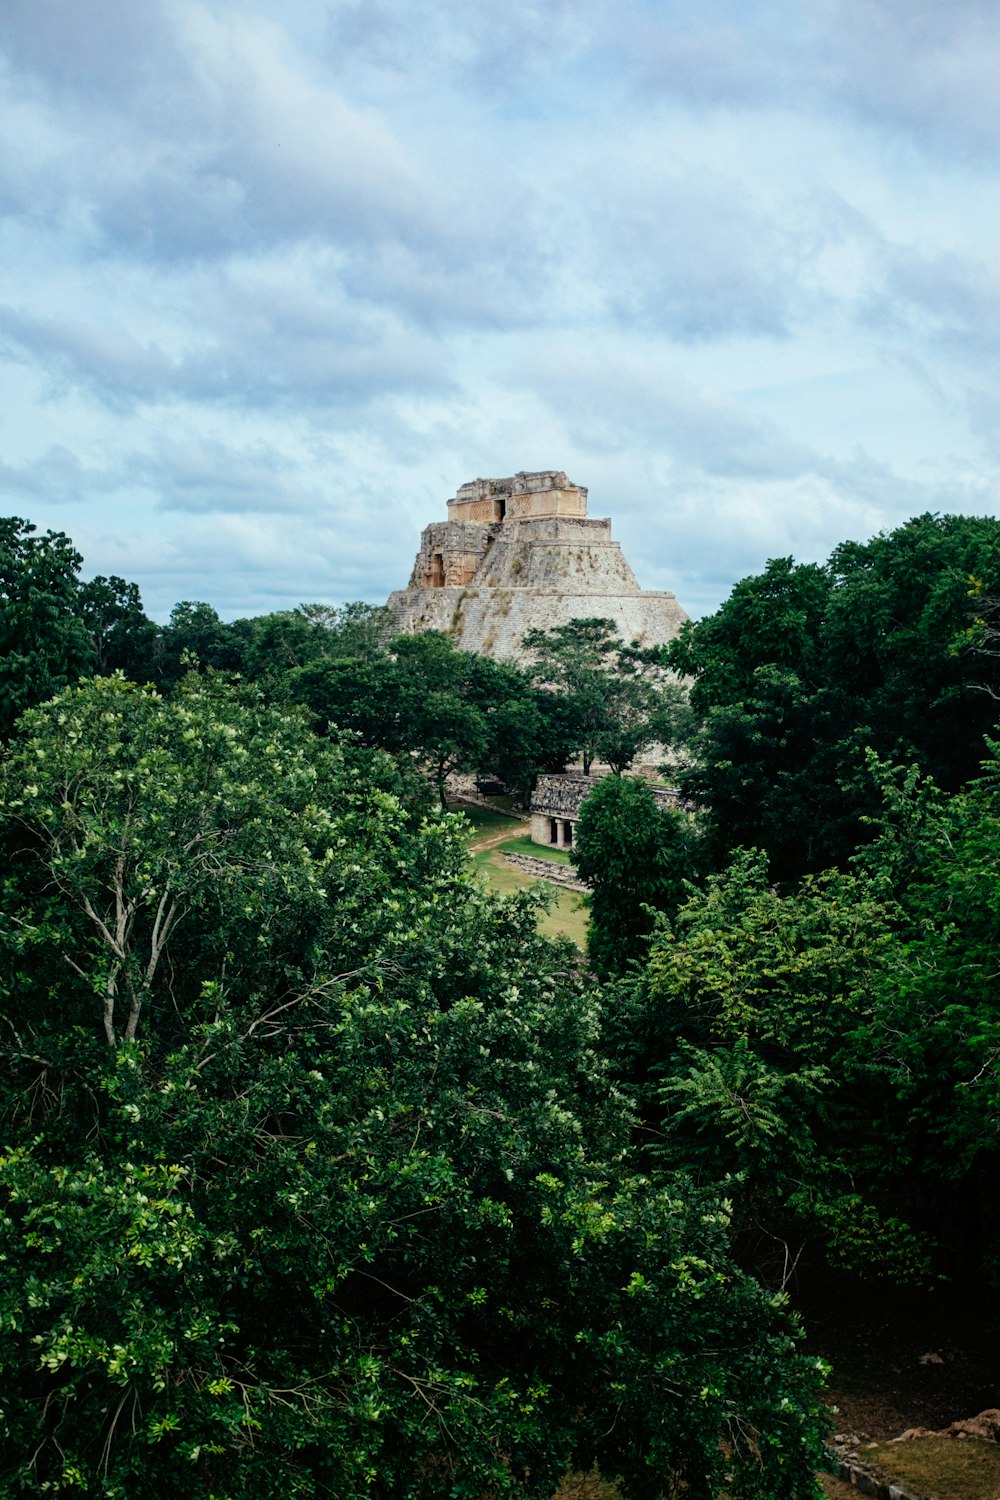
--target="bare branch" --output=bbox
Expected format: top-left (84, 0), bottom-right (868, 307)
top-left (81, 895), bottom-right (125, 961)
top-left (103, 970), bottom-right (119, 1048)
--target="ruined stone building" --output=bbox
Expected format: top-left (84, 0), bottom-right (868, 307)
top-left (529, 773), bottom-right (681, 851)
top-left (386, 471), bottom-right (688, 663)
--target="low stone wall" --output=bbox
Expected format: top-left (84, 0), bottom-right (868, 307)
top-left (827, 1433), bottom-right (932, 1500)
top-left (829, 1454), bottom-right (919, 1499)
top-left (501, 852), bottom-right (588, 892)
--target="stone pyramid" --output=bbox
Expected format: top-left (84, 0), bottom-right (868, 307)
top-left (386, 470), bottom-right (688, 662)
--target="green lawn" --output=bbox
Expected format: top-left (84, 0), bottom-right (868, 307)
top-left (554, 1474), bottom-right (621, 1499)
top-left (447, 802), bottom-right (526, 843)
top-left (451, 800), bottom-right (588, 947)
top-left (499, 833), bottom-right (574, 865)
top-left (860, 1439), bottom-right (1000, 1500)
top-left (472, 845), bottom-right (590, 949)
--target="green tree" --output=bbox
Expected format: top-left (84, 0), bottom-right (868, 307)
top-left (613, 848), bottom-right (936, 1287)
top-left (823, 513), bottom-right (1000, 789)
top-left (571, 775), bottom-right (699, 978)
top-left (445, 647), bottom-right (561, 804)
top-left (0, 516), bottom-right (95, 738)
top-left (391, 633), bottom-right (492, 805)
top-left (669, 558), bottom-right (830, 717)
top-left (228, 608), bottom-right (331, 681)
top-left (681, 666), bottom-right (873, 879)
top-left (0, 675), bottom-right (827, 1498)
top-left (157, 600), bottom-right (240, 684)
top-left (293, 652), bottom-right (408, 747)
top-left (524, 618), bottom-right (678, 775)
top-left (609, 732), bottom-right (1000, 1293)
top-left (228, 603), bottom-right (395, 689)
top-left (78, 574), bottom-right (160, 680)
top-left (294, 632), bottom-right (552, 808)
top-left (297, 600), bottom-right (394, 658)
top-left (669, 515), bottom-right (1000, 878)
top-left (849, 752), bottom-right (1000, 1274)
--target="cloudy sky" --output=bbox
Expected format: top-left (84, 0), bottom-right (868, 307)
top-left (2, 0), bottom-right (1000, 620)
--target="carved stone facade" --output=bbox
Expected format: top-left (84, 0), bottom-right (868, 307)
top-left (410, 523), bottom-right (489, 591)
top-left (448, 472), bottom-right (589, 525)
top-left (529, 772), bottom-right (681, 849)
top-left (387, 470), bottom-right (689, 664)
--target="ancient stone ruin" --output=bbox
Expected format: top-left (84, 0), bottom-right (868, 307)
top-left (530, 772), bottom-right (681, 850)
top-left (386, 470), bottom-right (689, 662)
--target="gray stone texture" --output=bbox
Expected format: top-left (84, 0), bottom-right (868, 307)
top-left (501, 852), bottom-right (588, 891)
top-left (531, 773), bottom-right (604, 820)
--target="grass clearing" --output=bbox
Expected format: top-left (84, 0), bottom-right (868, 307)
top-left (448, 802), bottom-right (526, 843)
top-left (481, 792), bottom-right (525, 815)
top-left (472, 845), bottom-right (590, 949)
top-left (553, 1470), bottom-right (874, 1500)
top-left (500, 833), bottom-right (573, 865)
top-left (554, 1473), bottom-right (621, 1499)
top-left (453, 799), bottom-right (589, 947)
top-left (860, 1437), bottom-right (1000, 1499)
top-left (819, 1479), bottom-right (857, 1498)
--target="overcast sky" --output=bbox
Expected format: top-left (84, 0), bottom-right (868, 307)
top-left (2, 0), bottom-right (1000, 620)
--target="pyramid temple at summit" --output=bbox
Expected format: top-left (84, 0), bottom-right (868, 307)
top-left (386, 470), bottom-right (689, 662)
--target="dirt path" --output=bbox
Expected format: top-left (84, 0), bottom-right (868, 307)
top-left (468, 828), bottom-right (526, 854)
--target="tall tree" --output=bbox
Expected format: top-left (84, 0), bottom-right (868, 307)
top-left (850, 752), bottom-right (1000, 1271)
top-left (669, 558), bottom-right (830, 716)
top-left (524, 617), bottom-right (671, 774)
top-left (297, 601), bottom-right (395, 658)
top-left (608, 745), bottom-right (1000, 1291)
top-left (228, 603), bottom-right (395, 687)
top-left (156, 600), bottom-right (243, 684)
top-left (0, 517), bottom-right (94, 738)
top-left (669, 514), bottom-right (1000, 878)
top-left (78, 574), bottom-right (160, 680)
top-left (571, 774), bottom-right (699, 977)
top-left (613, 849), bottom-right (925, 1285)
top-left (823, 513), bottom-right (1000, 788)
top-left (294, 632), bottom-right (554, 807)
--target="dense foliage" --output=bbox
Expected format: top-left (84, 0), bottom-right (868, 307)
top-left (524, 617), bottom-right (690, 775)
top-left (0, 674), bottom-right (827, 1498)
top-left (604, 749), bottom-right (1000, 1293)
top-left (8, 503), bottom-right (1000, 1490)
top-left (670, 514), bottom-right (1000, 877)
top-left (0, 513), bottom-right (690, 804)
top-left (292, 629), bottom-right (570, 806)
top-left (0, 518), bottom-right (96, 739)
top-left (571, 775), bottom-right (700, 978)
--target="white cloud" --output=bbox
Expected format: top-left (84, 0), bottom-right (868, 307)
top-left (1, 0), bottom-right (999, 625)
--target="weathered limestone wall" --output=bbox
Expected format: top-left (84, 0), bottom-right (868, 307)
top-left (408, 521), bottom-right (495, 590)
top-left (532, 774), bottom-right (602, 819)
top-left (448, 495), bottom-right (504, 523)
top-left (473, 517), bottom-right (639, 593)
top-left (508, 486), bottom-right (587, 521)
top-left (530, 812), bottom-right (554, 843)
top-left (447, 471), bottom-right (588, 525)
top-left (387, 584), bottom-right (688, 661)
